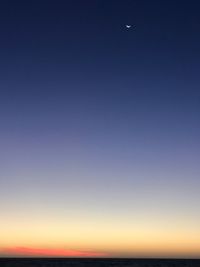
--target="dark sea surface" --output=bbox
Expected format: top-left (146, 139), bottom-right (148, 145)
top-left (0, 258), bottom-right (200, 267)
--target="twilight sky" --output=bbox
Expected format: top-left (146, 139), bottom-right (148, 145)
top-left (0, 0), bottom-right (200, 258)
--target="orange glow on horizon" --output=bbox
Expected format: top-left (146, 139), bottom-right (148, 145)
top-left (1, 247), bottom-right (107, 257)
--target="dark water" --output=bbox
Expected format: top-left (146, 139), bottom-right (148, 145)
top-left (0, 258), bottom-right (199, 267)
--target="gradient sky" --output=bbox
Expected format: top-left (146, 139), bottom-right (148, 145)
top-left (0, 0), bottom-right (200, 258)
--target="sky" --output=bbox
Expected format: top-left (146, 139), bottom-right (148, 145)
top-left (0, 0), bottom-right (200, 258)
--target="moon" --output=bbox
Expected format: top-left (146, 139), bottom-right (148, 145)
top-left (126, 25), bottom-right (132, 29)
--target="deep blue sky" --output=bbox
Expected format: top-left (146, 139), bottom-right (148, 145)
top-left (0, 0), bottom-right (200, 257)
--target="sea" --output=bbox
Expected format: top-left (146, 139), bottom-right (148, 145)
top-left (0, 258), bottom-right (200, 267)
